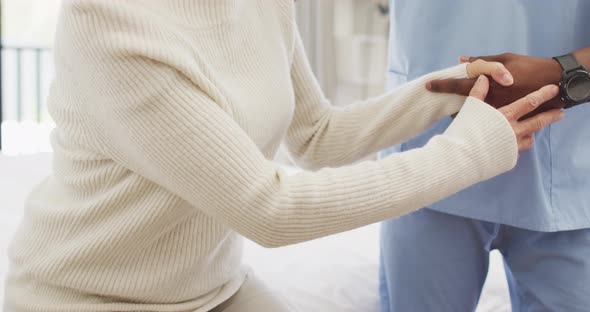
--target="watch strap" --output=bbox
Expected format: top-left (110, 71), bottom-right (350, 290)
top-left (554, 54), bottom-right (583, 73)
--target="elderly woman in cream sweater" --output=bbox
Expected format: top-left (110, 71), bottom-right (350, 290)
top-left (5, 1), bottom-right (564, 311)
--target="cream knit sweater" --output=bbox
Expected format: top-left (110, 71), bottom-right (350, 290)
top-left (5, 0), bottom-right (518, 311)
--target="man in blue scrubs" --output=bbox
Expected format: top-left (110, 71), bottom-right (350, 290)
top-left (380, 1), bottom-right (590, 311)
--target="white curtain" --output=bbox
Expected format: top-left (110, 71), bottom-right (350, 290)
top-left (295, 0), bottom-right (336, 97)
top-left (295, 0), bottom-right (390, 105)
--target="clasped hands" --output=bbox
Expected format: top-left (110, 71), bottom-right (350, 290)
top-left (427, 53), bottom-right (565, 151)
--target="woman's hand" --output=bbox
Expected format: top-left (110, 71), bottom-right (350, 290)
top-left (469, 75), bottom-right (564, 151)
top-left (425, 59), bottom-right (514, 91)
top-left (465, 58), bottom-right (515, 86)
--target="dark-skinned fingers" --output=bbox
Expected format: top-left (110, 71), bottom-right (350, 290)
top-left (467, 55), bottom-right (505, 63)
top-left (460, 53), bottom-right (516, 64)
top-left (500, 85), bottom-right (560, 120)
top-left (469, 56), bottom-right (495, 63)
top-left (468, 75), bottom-right (490, 101)
top-left (427, 78), bottom-right (475, 95)
top-left (516, 109), bottom-right (564, 137)
top-left (459, 55), bottom-right (498, 63)
top-left (459, 56), bottom-right (471, 64)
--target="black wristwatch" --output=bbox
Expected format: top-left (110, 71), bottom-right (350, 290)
top-left (553, 53), bottom-right (590, 108)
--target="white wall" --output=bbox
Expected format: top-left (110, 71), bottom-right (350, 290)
top-left (2, 0), bottom-right (62, 46)
top-left (295, 0), bottom-right (390, 105)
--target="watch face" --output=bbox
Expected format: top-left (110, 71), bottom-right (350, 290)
top-left (567, 71), bottom-right (590, 102)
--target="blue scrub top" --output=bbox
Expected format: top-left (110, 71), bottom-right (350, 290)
top-left (384, 0), bottom-right (590, 231)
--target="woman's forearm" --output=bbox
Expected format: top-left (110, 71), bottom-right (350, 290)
top-left (63, 7), bottom-right (517, 249)
top-left (287, 65), bottom-right (469, 170)
top-left (250, 97), bottom-right (516, 247)
top-left (285, 31), bottom-right (469, 170)
top-left (79, 53), bottom-right (515, 248)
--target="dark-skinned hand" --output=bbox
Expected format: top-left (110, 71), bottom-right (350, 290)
top-left (427, 54), bottom-right (564, 119)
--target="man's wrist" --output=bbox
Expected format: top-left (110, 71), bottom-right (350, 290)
top-left (573, 47), bottom-right (590, 70)
top-left (550, 48), bottom-right (590, 83)
top-left (546, 57), bottom-right (563, 84)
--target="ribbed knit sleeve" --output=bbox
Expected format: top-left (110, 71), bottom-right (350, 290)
top-left (286, 29), bottom-right (470, 170)
top-left (59, 3), bottom-right (517, 248)
top-left (4, 2), bottom-right (522, 310)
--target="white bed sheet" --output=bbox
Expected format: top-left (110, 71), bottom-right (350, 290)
top-left (0, 153), bottom-right (511, 311)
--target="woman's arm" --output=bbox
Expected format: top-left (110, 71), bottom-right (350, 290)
top-left (285, 30), bottom-right (504, 170)
top-left (66, 60), bottom-right (516, 248)
top-left (59, 6), bottom-right (518, 248)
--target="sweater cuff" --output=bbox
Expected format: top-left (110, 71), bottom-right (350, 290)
top-left (419, 63), bottom-right (471, 117)
top-left (445, 96), bottom-right (518, 179)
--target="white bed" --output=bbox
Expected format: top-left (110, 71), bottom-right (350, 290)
top-left (0, 153), bottom-right (511, 311)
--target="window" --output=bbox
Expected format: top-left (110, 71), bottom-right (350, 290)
top-left (1, 0), bottom-right (61, 155)
top-left (295, 0), bottom-right (390, 104)
top-left (0, 0), bottom-right (390, 156)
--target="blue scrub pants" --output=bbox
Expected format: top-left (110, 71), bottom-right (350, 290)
top-left (379, 208), bottom-right (590, 312)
